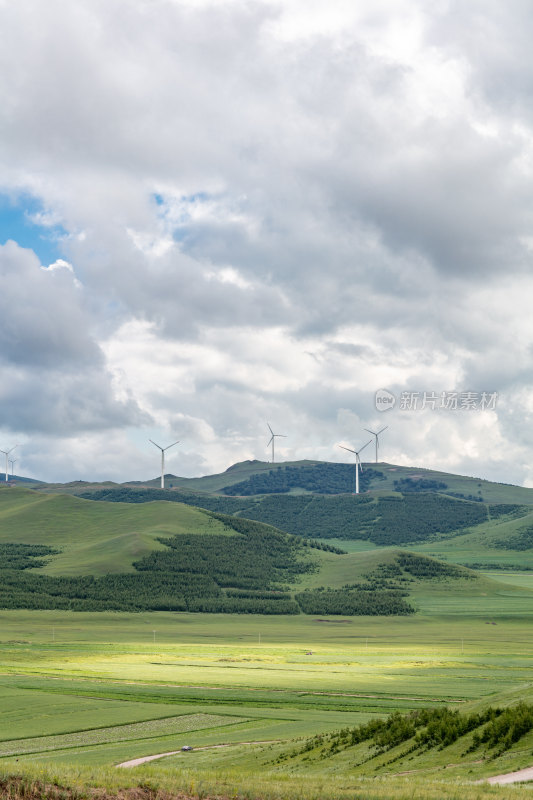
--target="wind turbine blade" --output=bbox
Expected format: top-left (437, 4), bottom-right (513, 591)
top-left (377, 426), bottom-right (388, 435)
top-left (364, 428), bottom-right (377, 436)
top-left (277, 434), bottom-right (287, 438)
top-left (358, 439), bottom-right (372, 454)
top-left (267, 436), bottom-right (274, 447)
top-left (165, 441), bottom-right (180, 451)
top-left (149, 439), bottom-right (163, 450)
top-left (267, 423), bottom-right (274, 435)
top-left (338, 445), bottom-right (356, 454)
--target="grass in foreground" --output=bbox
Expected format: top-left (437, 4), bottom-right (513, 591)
top-left (1, 762), bottom-right (533, 800)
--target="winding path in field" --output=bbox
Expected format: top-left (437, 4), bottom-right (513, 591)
top-left (118, 750), bottom-right (186, 767)
top-left (482, 765), bottom-right (533, 785)
top-left (116, 741), bottom-right (279, 768)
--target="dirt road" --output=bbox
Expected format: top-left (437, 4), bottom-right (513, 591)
top-left (117, 740), bottom-right (278, 768)
top-left (483, 765), bottom-right (533, 785)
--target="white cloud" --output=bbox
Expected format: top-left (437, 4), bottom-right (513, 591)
top-left (1, 0), bottom-right (533, 483)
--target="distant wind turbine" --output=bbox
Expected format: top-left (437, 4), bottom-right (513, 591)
top-left (149, 439), bottom-right (179, 489)
top-left (9, 458), bottom-right (17, 480)
top-left (364, 426), bottom-right (388, 464)
top-left (266, 423), bottom-right (287, 463)
top-left (338, 439), bottom-right (372, 494)
top-left (0, 445), bottom-right (17, 483)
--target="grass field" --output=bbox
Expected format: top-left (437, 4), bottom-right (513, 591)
top-left (2, 475), bottom-right (533, 798)
top-left (411, 509), bottom-right (533, 569)
top-left (371, 463), bottom-right (533, 503)
top-left (0, 609), bottom-right (532, 799)
top-left (0, 489), bottom-right (232, 575)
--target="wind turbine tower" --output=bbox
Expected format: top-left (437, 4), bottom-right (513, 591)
top-left (149, 439), bottom-right (179, 489)
top-left (0, 445), bottom-right (17, 482)
top-left (9, 458), bottom-right (17, 480)
top-left (364, 426), bottom-right (388, 463)
top-left (266, 423), bottom-right (287, 463)
top-left (339, 439), bottom-right (371, 494)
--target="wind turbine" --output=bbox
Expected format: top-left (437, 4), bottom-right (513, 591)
top-left (364, 426), bottom-right (388, 464)
top-left (9, 458), bottom-right (17, 480)
top-left (0, 445), bottom-right (17, 482)
top-left (266, 423), bottom-right (287, 463)
top-left (149, 439), bottom-right (179, 489)
top-left (338, 439), bottom-right (372, 494)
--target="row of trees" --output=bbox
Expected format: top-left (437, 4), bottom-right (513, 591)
top-left (396, 551), bottom-right (471, 579)
top-left (494, 524), bottom-right (533, 551)
top-left (221, 463), bottom-right (385, 495)
top-left (0, 543), bottom-right (58, 570)
top-left (296, 702), bottom-right (533, 762)
top-left (295, 587), bottom-right (414, 616)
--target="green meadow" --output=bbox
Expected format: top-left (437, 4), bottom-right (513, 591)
top-left (0, 489), bottom-right (232, 576)
top-left (1, 474), bottom-right (533, 798)
top-left (0, 608), bottom-right (532, 799)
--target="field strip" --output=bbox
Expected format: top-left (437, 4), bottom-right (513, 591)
top-left (0, 714), bottom-right (249, 758)
top-left (117, 741), bottom-right (281, 768)
top-left (6, 675), bottom-right (465, 703)
top-left (482, 765), bottom-right (533, 785)
top-left (299, 691), bottom-right (465, 702)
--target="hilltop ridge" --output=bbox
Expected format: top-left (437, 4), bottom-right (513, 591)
top-left (31, 459), bottom-right (533, 504)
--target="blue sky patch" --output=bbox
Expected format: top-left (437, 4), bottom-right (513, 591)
top-left (0, 193), bottom-right (67, 265)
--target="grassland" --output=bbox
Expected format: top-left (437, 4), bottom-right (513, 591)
top-left (0, 489), bottom-right (232, 576)
top-left (373, 463), bottom-right (533, 503)
top-left (3, 486), bottom-right (533, 620)
top-left (0, 610), bottom-right (532, 798)
top-left (2, 470), bottom-right (533, 798)
top-left (411, 508), bottom-right (533, 569)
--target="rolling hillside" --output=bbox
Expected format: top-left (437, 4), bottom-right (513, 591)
top-left (1, 473), bottom-right (43, 486)
top-left (118, 459), bottom-right (533, 503)
top-left (35, 458), bottom-right (533, 506)
top-left (75, 483), bottom-right (533, 568)
top-left (130, 459), bottom-right (325, 493)
top-left (0, 486), bottom-right (532, 617)
top-left (0, 487), bottom-right (232, 576)
top-left (411, 505), bottom-right (533, 569)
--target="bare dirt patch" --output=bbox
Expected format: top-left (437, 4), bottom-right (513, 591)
top-left (481, 765), bottom-right (533, 785)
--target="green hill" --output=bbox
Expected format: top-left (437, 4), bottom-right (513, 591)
top-left (0, 487), bottom-right (232, 576)
top-left (123, 459), bottom-right (533, 503)
top-left (411, 505), bottom-right (533, 569)
top-left (0, 486), bottom-right (532, 618)
top-left (129, 459), bottom-right (326, 493)
top-left (275, 692), bottom-right (533, 784)
top-left (0, 474), bottom-right (43, 486)
top-left (74, 483), bottom-right (533, 565)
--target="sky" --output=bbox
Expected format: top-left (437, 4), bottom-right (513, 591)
top-left (1, 0), bottom-right (533, 485)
